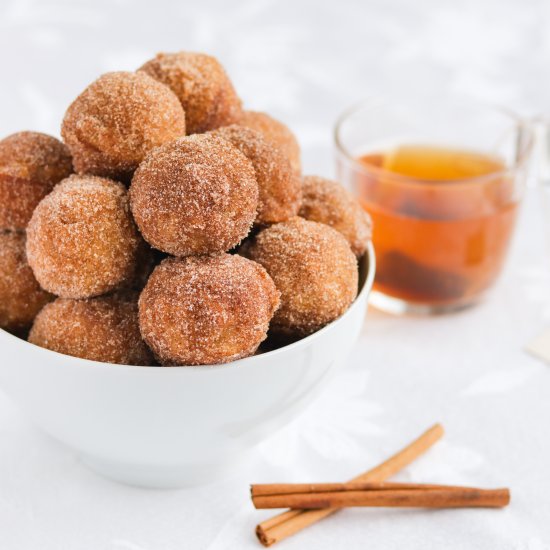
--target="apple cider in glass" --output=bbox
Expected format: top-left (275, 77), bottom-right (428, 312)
top-left (335, 100), bottom-right (533, 314)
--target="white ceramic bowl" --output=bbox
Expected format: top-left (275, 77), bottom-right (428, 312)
top-left (0, 243), bottom-right (375, 488)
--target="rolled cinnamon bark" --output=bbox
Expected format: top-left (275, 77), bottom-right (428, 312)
top-left (255, 423), bottom-right (445, 547)
top-left (251, 481), bottom-right (510, 510)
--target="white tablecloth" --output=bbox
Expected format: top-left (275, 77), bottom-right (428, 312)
top-left (1, 1), bottom-right (549, 548)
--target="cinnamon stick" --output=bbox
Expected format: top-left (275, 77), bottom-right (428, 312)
top-left (252, 481), bottom-right (458, 497)
top-left (251, 481), bottom-right (510, 510)
top-left (255, 423), bottom-right (444, 547)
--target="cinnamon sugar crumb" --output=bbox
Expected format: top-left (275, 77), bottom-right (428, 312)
top-left (139, 51), bottom-right (242, 134)
top-left (238, 111), bottom-right (301, 175)
top-left (26, 175), bottom-right (142, 299)
top-left (62, 71), bottom-right (186, 181)
top-left (29, 291), bottom-right (154, 365)
top-left (130, 134), bottom-right (258, 256)
top-left (300, 175), bottom-right (372, 257)
top-left (0, 132), bottom-right (73, 230)
top-left (139, 253), bottom-right (280, 365)
top-left (209, 125), bottom-right (301, 225)
top-left (0, 230), bottom-right (53, 333)
top-left (242, 217), bottom-right (358, 337)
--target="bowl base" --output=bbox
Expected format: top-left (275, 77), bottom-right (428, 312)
top-left (80, 452), bottom-right (254, 489)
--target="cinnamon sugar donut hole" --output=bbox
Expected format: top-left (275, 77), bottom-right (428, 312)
top-left (139, 52), bottom-right (242, 135)
top-left (300, 176), bottom-right (372, 257)
top-left (29, 292), bottom-right (154, 365)
top-left (238, 111), bottom-right (301, 175)
top-left (130, 134), bottom-right (258, 256)
top-left (0, 231), bottom-right (53, 334)
top-left (26, 175), bottom-right (142, 299)
top-left (61, 71), bottom-right (186, 181)
top-left (209, 125), bottom-right (301, 225)
top-left (139, 254), bottom-right (280, 366)
top-left (242, 217), bottom-right (358, 338)
top-left (0, 132), bottom-right (72, 230)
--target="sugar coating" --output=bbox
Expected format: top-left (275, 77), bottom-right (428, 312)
top-left (26, 175), bottom-right (142, 299)
top-left (139, 253), bottom-right (280, 366)
top-left (209, 125), bottom-right (302, 225)
top-left (242, 217), bottom-right (358, 337)
top-left (62, 71), bottom-right (186, 181)
top-left (238, 111), bottom-right (301, 175)
top-left (130, 134), bottom-right (258, 256)
top-left (0, 132), bottom-right (73, 230)
top-left (29, 291), bottom-right (154, 365)
top-left (140, 51), bottom-right (242, 135)
top-left (300, 175), bottom-right (372, 257)
top-left (0, 231), bottom-right (53, 333)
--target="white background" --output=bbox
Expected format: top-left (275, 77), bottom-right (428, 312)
top-left (1, 0), bottom-right (550, 548)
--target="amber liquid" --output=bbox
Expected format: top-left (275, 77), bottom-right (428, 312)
top-left (358, 145), bottom-right (518, 306)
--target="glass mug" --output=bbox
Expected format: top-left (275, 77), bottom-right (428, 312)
top-left (335, 97), bottom-right (534, 314)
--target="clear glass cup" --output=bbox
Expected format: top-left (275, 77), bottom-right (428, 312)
top-left (335, 97), bottom-right (534, 315)
top-left (534, 119), bottom-right (550, 258)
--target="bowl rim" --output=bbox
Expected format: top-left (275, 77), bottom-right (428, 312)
top-left (0, 242), bottom-right (376, 373)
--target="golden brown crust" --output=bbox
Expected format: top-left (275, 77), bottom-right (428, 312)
top-left (29, 292), bottom-right (154, 365)
top-left (139, 52), bottom-right (242, 134)
top-left (26, 175), bottom-right (142, 299)
top-left (130, 134), bottom-right (258, 256)
top-left (238, 111), bottom-right (301, 175)
top-left (209, 125), bottom-right (301, 225)
top-left (138, 254), bottom-right (280, 366)
top-left (242, 217), bottom-right (358, 337)
top-left (0, 132), bottom-right (73, 230)
top-left (300, 175), bottom-right (372, 257)
top-left (0, 231), bottom-right (53, 333)
top-left (61, 71), bottom-right (186, 181)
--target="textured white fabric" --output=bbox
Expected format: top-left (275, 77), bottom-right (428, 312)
top-left (1, 0), bottom-right (549, 548)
